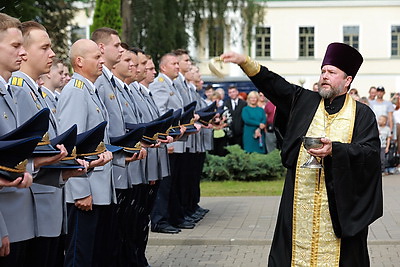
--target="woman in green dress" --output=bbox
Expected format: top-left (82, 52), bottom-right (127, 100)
top-left (241, 91), bottom-right (267, 153)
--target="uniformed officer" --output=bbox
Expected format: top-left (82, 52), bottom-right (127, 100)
top-left (185, 65), bottom-right (212, 218)
top-left (128, 49), bottom-right (175, 266)
top-left (150, 53), bottom-right (198, 233)
top-left (9, 20), bottom-right (81, 267)
top-left (57, 39), bottom-right (115, 267)
top-left (41, 58), bottom-right (64, 113)
top-left (0, 13), bottom-right (35, 264)
top-left (105, 42), bottom-right (148, 266)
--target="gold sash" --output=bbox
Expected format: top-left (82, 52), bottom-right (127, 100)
top-left (292, 94), bottom-right (356, 266)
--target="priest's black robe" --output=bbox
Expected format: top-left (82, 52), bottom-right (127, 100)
top-left (248, 66), bottom-right (383, 267)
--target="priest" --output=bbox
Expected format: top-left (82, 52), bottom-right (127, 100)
top-left (221, 43), bottom-right (383, 266)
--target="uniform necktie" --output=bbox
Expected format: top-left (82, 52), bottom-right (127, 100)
top-left (38, 87), bottom-right (44, 98)
top-left (6, 85), bottom-right (12, 98)
top-left (110, 76), bottom-right (116, 88)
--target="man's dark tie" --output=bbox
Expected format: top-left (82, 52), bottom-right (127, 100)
top-left (55, 95), bottom-right (58, 101)
top-left (6, 85), bottom-right (12, 98)
top-left (110, 76), bottom-right (116, 88)
top-left (37, 87), bottom-right (44, 98)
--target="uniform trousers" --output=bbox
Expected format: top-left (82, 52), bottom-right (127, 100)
top-left (64, 203), bottom-right (115, 267)
top-left (138, 182), bottom-right (160, 267)
top-left (0, 236), bottom-right (62, 267)
top-left (167, 153), bottom-right (186, 226)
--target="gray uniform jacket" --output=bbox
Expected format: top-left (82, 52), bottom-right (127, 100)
top-left (95, 70), bottom-right (126, 137)
top-left (12, 71), bottom-right (58, 137)
top-left (10, 71), bottom-right (64, 238)
top-left (110, 78), bottom-right (144, 187)
top-left (189, 84), bottom-right (214, 152)
top-left (42, 86), bottom-right (57, 116)
top-left (139, 84), bottom-right (170, 179)
top-left (0, 82), bottom-right (36, 242)
top-left (95, 73), bottom-right (129, 189)
top-left (150, 73), bottom-right (186, 153)
top-left (57, 73), bottom-right (117, 205)
top-left (129, 82), bottom-right (159, 182)
top-left (173, 74), bottom-right (197, 152)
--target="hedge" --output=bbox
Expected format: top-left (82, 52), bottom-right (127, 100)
top-left (201, 145), bottom-right (286, 181)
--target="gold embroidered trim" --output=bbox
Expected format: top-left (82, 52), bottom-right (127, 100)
top-left (77, 142), bottom-right (106, 156)
top-left (37, 132), bottom-right (50, 146)
top-left (292, 94), bottom-right (356, 266)
top-left (239, 56), bottom-right (261, 77)
top-left (0, 159), bottom-right (27, 173)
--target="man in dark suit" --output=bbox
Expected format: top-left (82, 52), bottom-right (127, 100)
top-left (223, 86), bottom-right (246, 148)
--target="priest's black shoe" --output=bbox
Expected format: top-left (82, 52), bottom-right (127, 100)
top-left (151, 224), bottom-right (180, 234)
top-left (175, 221), bottom-right (195, 229)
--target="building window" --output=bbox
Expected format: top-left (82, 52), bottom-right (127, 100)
top-left (209, 26), bottom-right (224, 57)
top-left (255, 27), bottom-right (271, 58)
top-left (343, 26), bottom-right (359, 49)
top-left (391, 25), bottom-right (400, 57)
top-left (299, 27), bottom-right (314, 57)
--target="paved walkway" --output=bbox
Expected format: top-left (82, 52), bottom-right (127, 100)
top-left (146, 174), bottom-right (400, 266)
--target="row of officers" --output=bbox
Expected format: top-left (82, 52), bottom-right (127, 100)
top-left (0, 13), bottom-right (216, 267)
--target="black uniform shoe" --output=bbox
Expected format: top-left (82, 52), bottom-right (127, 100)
top-left (151, 224), bottom-right (180, 234)
top-left (175, 221), bottom-right (195, 229)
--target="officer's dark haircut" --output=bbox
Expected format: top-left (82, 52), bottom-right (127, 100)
top-left (91, 27), bottom-right (119, 45)
top-left (159, 53), bottom-right (177, 67)
top-left (130, 47), bottom-right (145, 55)
top-left (0, 13), bottom-right (21, 34)
top-left (20, 21), bottom-right (47, 48)
top-left (172, 49), bottom-right (189, 56)
top-left (120, 42), bottom-right (129, 50)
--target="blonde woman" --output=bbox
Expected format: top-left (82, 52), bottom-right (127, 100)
top-left (241, 91), bottom-right (267, 153)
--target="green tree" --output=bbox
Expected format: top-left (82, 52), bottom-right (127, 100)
top-left (90, 0), bottom-right (122, 35)
top-left (1, 0), bottom-right (77, 60)
top-left (124, 0), bottom-right (264, 64)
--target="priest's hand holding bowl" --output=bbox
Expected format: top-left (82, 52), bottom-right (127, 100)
top-left (307, 137), bottom-right (332, 158)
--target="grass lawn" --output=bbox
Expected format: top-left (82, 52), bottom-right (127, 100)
top-left (200, 179), bottom-right (284, 197)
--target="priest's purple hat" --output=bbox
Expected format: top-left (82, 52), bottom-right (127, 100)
top-left (321, 42), bottom-right (363, 79)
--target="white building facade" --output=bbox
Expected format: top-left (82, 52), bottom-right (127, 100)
top-left (195, 0), bottom-right (400, 99)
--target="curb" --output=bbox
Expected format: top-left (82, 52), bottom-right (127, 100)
top-left (148, 238), bottom-right (400, 246)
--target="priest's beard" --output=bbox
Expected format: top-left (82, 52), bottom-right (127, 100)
top-left (318, 85), bottom-right (342, 99)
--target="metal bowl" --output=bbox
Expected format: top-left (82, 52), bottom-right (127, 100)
top-left (303, 136), bottom-right (323, 150)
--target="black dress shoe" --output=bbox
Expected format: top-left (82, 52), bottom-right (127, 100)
top-left (184, 216), bottom-right (197, 223)
top-left (151, 224), bottom-right (180, 234)
top-left (188, 214), bottom-right (202, 223)
top-left (197, 207), bottom-right (210, 214)
top-left (175, 221), bottom-right (195, 229)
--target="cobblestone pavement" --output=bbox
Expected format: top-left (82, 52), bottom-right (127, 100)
top-left (146, 175), bottom-right (400, 266)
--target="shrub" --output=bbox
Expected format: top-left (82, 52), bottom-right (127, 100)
top-left (202, 145), bottom-right (286, 181)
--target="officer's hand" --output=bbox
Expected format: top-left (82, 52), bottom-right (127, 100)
top-left (88, 151), bottom-right (113, 169)
top-left (0, 172), bottom-right (33, 189)
top-left (308, 137), bottom-right (332, 158)
top-left (62, 159), bottom-right (88, 180)
top-left (33, 144), bottom-right (68, 168)
top-left (0, 236), bottom-right (10, 257)
top-left (220, 52), bottom-right (247, 65)
top-left (75, 195), bottom-right (92, 211)
top-left (125, 148), bottom-right (147, 162)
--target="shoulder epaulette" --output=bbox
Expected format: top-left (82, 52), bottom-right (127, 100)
top-left (10, 77), bottom-right (24, 87)
top-left (158, 77), bottom-right (164, 82)
top-left (74, 79), bottom-right (84, 89)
